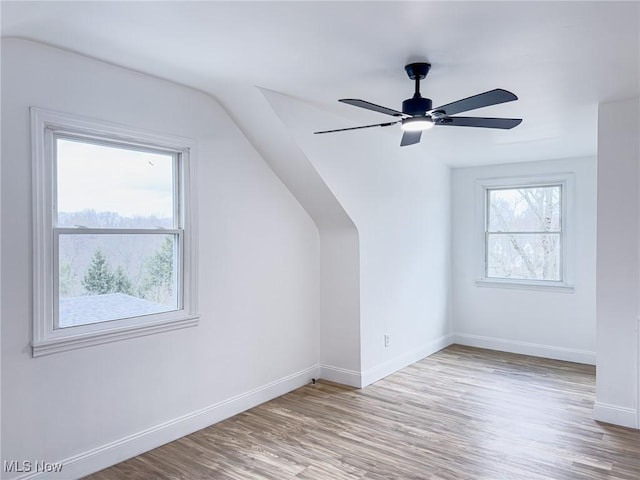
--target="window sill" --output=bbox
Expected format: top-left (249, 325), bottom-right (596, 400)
top-left (475, 279), bottom-right (575, 293)
top-left (32, 313), bottom-right (199, 357)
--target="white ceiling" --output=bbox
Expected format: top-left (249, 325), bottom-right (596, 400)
top-left (2, 1), bottom-right (639, 166)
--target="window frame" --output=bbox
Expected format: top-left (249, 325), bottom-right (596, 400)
top-left (31, 107), bottom-right (199, 357)
top-left (475, 174), bottom-right (575, 292)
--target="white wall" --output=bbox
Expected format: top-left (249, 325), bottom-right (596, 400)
top-left (355, 156), bottom-right (452, 385)
top-left (223, 87), bottom-right (363, 385)
top-left (319, 227), bottom-right (361, 381)
top-left (1, 39), bottom-right (321, 478)
top-left (261, 90), bottom-right (453, 387)
top-left (452, 157), bottom-right (597, 364)
top-left (595, 97), bottom-right (640, 429)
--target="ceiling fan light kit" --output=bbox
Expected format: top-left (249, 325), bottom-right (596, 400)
top-left (401, 117), bottom-right (434, 132)
top-left (315, 62), bottom-right (522, 146)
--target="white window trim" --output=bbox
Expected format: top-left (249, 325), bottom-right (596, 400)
top-left (474, 173), bottom-right (575, 293)
top-left (31, 107), bottom-right (199, 357)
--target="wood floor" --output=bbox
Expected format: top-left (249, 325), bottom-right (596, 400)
top-left (85, 345), bottom-right (640, 479)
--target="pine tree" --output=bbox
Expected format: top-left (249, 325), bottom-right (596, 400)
top-left (59, 261), bottom-right (76, 297)
top-left (113, 266), bottom-right (133, 295)
top-left (82, 248), bottom-right (115, 294)
top-left (82, 248), bottom-right (134, 295)
top-left (139, 236), bottom-right (174, 302)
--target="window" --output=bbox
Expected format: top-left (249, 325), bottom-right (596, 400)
top-left (477, 175), bottom-right (574, 291)
top-left (31, 108), bottom-right (198, 356)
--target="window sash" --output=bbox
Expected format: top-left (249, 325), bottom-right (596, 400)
top-left (54, 227), bottom-right (182, 235)
top-left (485, 232), bottom-right (563, 281)
top-left (483, 182), bottom-right (566, 284)
top-left (486, 230), bottom-right (562, 235)
top-left (52, 133), bottom-right (182, 230)
top-left (485, 184), bottom-right (563, 233)
top-left (53, 229), bottom-right (184, 329)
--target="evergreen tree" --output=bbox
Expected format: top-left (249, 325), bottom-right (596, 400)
top-left (139, 236), bottom-right (174, 302)
top-left (82, 248), bottom-right (115, 294)
top-left (59, 261), bottom-right (76, 297)
top-left (113, 266), bottom-right (133, 295)
top-left (82, 248), bottom-right (135, 295)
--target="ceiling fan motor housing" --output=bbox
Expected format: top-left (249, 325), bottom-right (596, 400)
top-left (402, 96), bottom-right (432, 116)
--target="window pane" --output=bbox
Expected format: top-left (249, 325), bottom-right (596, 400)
top-left (58, 233), bottom-right (179, 328)
top-left (487, 233), bottom-right (560, 281)
top-left (488, 186), bottom-right (561, 232)
top-left (56, 137), bottom-right (175, 228)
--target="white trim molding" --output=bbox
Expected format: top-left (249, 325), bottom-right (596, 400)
top-left (454, 333), bottom-right (596, 365)
top-left (594, 401), bottom-right (638, 430)
top-left (360, 334), bottom-right (454, 388)
top-left (475, 278), bottom-right (575, 293)
top-left (319, 365), bottom-right (362, 388)
top-left (321, 334), bottom-right (456, 389)
top-left (637, 316), bottom-right (640, 429)
top-left (12, 366), bottom-right (319, 480)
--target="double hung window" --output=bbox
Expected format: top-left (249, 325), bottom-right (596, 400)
top-left (478, 175), bottom-right (574, 291)
top-left (31, 108), bottom-right (198, 356)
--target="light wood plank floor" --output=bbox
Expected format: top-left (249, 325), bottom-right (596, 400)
top-left (85, 345), bottom-right (640, 479)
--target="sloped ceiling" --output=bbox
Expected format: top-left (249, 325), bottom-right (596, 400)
top-left (2, 1), bottom-right (639, 166)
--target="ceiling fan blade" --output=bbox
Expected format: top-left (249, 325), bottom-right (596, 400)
top-left (340, 99), bottom-right (405, 117)
top-left (431, 89), bottom-right (518, 116)
top-left (314, 121), bottom-right (399, 134)
top-left (400, 130), bottom-right (422, 146)
top-left (436, 117), bottom-right (522, 129)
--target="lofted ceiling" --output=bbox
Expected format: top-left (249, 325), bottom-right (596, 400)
top-left (1, 1), bottom-right (639, 166)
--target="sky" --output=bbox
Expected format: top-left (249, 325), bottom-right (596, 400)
top-left (56, 138), bottom-right (175, 220)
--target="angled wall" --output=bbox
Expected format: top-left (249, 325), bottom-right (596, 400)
top-left (1, 39), bottom-right (321, 478)
top-left (262, 90), bottom-right (453, 387)
top-left (216, 87), bottom-right (362, 384)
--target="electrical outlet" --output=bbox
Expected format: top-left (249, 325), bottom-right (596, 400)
top-left (384, 334), bottom-right (390, 348)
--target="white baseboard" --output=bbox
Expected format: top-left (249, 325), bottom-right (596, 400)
top-left (320, 334), bottom-right (455, 389)
top-left (319, 364), bottom-right (362, 388)
top-left (594, 401), bottom-right (638, 429)
top-left (454, 333), bottom-right (596, 365)
top-left (360, 333), bottom-right (454, 388)
top-left (15, 365), bottom-right (320, 480)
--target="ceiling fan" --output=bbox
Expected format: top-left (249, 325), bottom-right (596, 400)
top-left (314, 63), bottom-right (522, 146)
